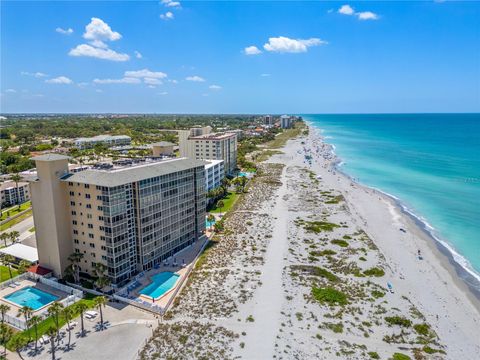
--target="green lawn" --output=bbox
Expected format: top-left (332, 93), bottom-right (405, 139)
top-left (210, 192), bottom-right (240, 214)
top-left (0, 265), bottom-right (19, 282)
top-left (0, 201), bottom-right (31, 221)
top-left (0, 210), bottom-right (32, 231)
top-left (7, 294), bottom-right (99, 350)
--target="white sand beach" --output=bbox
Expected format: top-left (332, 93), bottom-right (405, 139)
top-left (140, 126), bottom-right (480, 360)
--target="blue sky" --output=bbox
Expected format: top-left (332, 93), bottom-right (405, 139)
top-left (1, 1), bottom-right (479, 113)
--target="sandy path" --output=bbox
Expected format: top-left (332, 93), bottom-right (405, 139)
top-left (240, 165), bottom-right (289, 359)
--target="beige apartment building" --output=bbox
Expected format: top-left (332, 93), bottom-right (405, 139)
top-left (30, 154), bottom-right (206, 286)
top-left (179, 127), bottom-right (237, 175)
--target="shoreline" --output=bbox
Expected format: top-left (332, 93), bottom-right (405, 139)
top-left (306, 121), bottom-right (480, 304)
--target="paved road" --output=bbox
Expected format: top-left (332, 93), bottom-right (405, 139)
top-left (0, 215), bottom-right (36, 247)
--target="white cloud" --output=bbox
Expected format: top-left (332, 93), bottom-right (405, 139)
top-left (209, 85), bottom-right (222, 90)
top-left (357, 11), bottom-right (379, 20)
top-left (125, 69), bottom-right (167, 79)
top-left (144, 78), bottom-right (162, 85)
top-left (21, 71), bottom-right (48, 78)
top-left (56, 27), bottom-right (73, 35)
top-left (93, 77), bottom-right (141, 84)
top-left (45, 76), bottom-right (73, 84)
top-left (186, 75), bottom-right (205, 82)
top-left (69, 44), bottom-right (130, 61)
top-left (77, 82), bottom-right (89, 88)
top-left (160, 11), bottom-right (174, 20)
top-left (338, 4), bottom-right (379, 20)
top-left (169, 79), bottom-right (178, 84)
top-left (260, 73), bottom-right (271, 77)
top-left (244, 46), bottom-right (262, 55)
top-left (69, 18), bottom-right (129, 61)
top-left (134, 50), bottom-right (143, 59)
top-left (5, 89), bottom-right (16, 93)
top-left (83, 17), bottom-right (121, 42)
top-left (338, 4), bottom-right (354, 15)
top-left (158, 91), bottom-right (168, 95)
top-left (161, 0), bottom-right (181, 8)
top-left (263, 36), bottom-right (327, 53)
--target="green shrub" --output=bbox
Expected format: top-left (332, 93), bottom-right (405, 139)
top-left (303, 221), bottom-right (340, 233)
top-left (363, 267), bottom-right (385, 277)
top-left (368, 352), bottom-right (380, 359)
top-left (246, 315), bottom-right (254, 322)
top-left (312, 287), bottom-right (348, 306)
top-left (310, 249), bottom-right (336, 256)
top-left (413, 323), bottom-right (430, 336)
top-left (385, 316), bottom-right (412, 328)
top-left (392, 353), bottom-right (411, 360)
top-left (371, 290), bottom-right (385, 299)
top-left (331, 239), bottom-right (348, 247)
top-left (325, 322), bottom-right (343, 333)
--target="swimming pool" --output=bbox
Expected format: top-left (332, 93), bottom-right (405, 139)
top-left (139, 272), bottom-right (180, 300)
top-left (206, 218), bottom-right (216, 228)
top-left (4, 286), bottom-right (58, 310)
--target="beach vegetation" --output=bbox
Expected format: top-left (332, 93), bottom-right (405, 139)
top-left (371, 290), bottom-right (385, 299)
top-left (291, 265), bottom-right (338, 282)
top-left (422, 346), bottom-right (445, 355)
top-left (331, 239), bottom-right (349, 247)
top-left (324, 322), bottom-right (344, 333)
top-left (312, 286), bottom-right (348, 306)
top-left (368, 351), bottom-right (380, 359)
top-left (363, 267), bottom-right (385, 277)
top-left (246, 315), bottom-right (254, 322)
top-left (413, 323), bottom-right (430, 336)
top-left (310, 249), bottom-right (336, 256)
top-left (295, 219), bottom-right (340, 233)
top-left (385, 316), bottom-right (412, 328)
top-left (359, 256), bottom-right (367, 261)
top-left (391, 353), bottom-right (411, 360)
top-left (325, 195), bottom-right (344, 204)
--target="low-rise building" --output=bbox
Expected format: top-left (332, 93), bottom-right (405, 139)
top-left (205, 160), bottom-right (225, 193)
top-left (29, 154), bottom-right (207, 286)
top-left (74, 135), bottom-right (131, 150)
top-left (0, 181), bottom-right (30, 207)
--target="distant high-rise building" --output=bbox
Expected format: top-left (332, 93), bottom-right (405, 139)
top-left (74, 135), bottom-right (131, 149)
top-left (29, 154), bottom-right (206, 286)
top-left (179, 128), bottom-right (237, 175)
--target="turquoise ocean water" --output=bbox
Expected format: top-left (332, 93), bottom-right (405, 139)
top-left (304, 114), bottom-right (480, 289)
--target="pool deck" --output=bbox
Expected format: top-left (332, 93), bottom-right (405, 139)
top-left (0, 278), bottom-right (69, 315)
top-left (126, 237), bottom-right (207, 309)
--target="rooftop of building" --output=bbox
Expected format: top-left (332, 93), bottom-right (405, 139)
top-left (189, 132), bottom-right (237, 140)
top-left (205, 159), bottom-right (224, 169)
top-left (30, 153), bottom-right (70, 162)
top-left (0, 181), bottom-right (29, 191)
top-left (151, 141), bottom-right (176, 147)
top-left (75, 134), bottom-right (131, 142)
top-left (63, 157), bottom-right (208, 187)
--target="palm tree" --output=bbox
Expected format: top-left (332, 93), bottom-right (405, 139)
top-left (8, 230), bottom-right (20, 244)
top-left (0, 304), bottom-right (10, 323)
top-left (3, 254), bottom-right (15, 279)
top-left (46, 326), bottom-right (57, 360)
top-left (0, 233), bottom-right (9, 247)
top-left (10, 173), bottom-right (23, 210)
top-left (220, 178), bottom-right (230, 196)
top-left (216, 200), bottom-right (224, 213)
top-left (67, 252), bottom-right (84, 283)
top-left (95, 276), bottom-right (110, 293)
top-left (17, 260), bottom-right (31, 274)
top-left (74, 302), bottom-right (88, 336)
top-left (47, 302), bottom-right (64, 342)
top-left (0, 323), bottom-right (13, 357)
top-left (94, 296), bottom-right (107, 330)
top-left (9, 335), bottom-right (27, 360)
top-left (63, 307), bottom-right (74, 350)
top-left (28, 315), bottom-right (42, 353)
top-left (17, 306), bottom-right (33, 338)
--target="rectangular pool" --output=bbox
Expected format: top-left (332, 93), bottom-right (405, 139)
top-left (4, 286), bottom-right (58, 310)
top-left (139, 272), bottom-right (180, 300)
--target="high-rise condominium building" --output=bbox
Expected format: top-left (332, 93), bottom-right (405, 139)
top-left (179, 127), bottom-right (237, 175)
top-left (30, 154), bottom-right (206, 286)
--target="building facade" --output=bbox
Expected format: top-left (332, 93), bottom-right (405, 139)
top-left (74, 135), bottom-right (131, 150)
top-left (179, 128), bottom-right (237, 176)
top-left (151, 141), bottom-right (175, 156)
top-left (204, 160), bottom-right (225, 193)
top-left (30, 154), bottom-right (206, 286)
top-left (1, 181), bottom-right (30, 207)
top-left (280, 115), bottom-right (293, 129)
